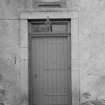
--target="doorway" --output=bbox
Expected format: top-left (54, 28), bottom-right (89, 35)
top-left (28, 19), bottom-right (71, 105)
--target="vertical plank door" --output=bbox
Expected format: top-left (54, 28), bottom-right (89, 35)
top-left (31, 36), bottom-right (71, 105)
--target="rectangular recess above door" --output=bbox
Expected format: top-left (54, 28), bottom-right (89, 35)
top-left (29, 19), bottom-right (71, 37)
top-left (32, 0), bottom-right (67, 8)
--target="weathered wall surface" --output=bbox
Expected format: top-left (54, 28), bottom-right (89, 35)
top-left (80, 0), bottom-right (105, 104)
top-left (0, 0), bottom-right (105, 105)
top-left (0, 0), bottom-right (27, 105)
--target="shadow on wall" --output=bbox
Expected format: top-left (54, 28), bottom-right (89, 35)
top-left (0, 86), bottom-right (28, 105)
top-left (0, 73), bottom-right (28, 105)
top-left (0, 87), bottom-right (5, 105)
top-left (81, 99), bottom-right (105, 105)
top-left (81, 92), bottom-right (105, 105)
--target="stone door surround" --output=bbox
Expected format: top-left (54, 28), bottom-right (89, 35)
top-left (19, 11), bottom-right (79, 105)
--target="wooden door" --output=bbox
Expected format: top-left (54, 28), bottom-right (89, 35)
top-left (29, 19), bottom-right (71, 105)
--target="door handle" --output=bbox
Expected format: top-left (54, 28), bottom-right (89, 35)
top-left (34, 74), bottom-right (38, 79)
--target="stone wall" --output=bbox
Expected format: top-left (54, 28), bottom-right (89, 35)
top-left (0, 0), bottom-right (27, 105)
top-left (0, 0), bottom-right (105, 105)
top-left (80, 0), bottom-right (105, 104)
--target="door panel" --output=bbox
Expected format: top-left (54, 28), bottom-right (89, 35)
top-left (31, 37), bottom-right (71, 105)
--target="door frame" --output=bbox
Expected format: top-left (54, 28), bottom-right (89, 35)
top-left (29, 19), bottom-right (71, 105)
top-left (19, 11), bottom-right (79, 105)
